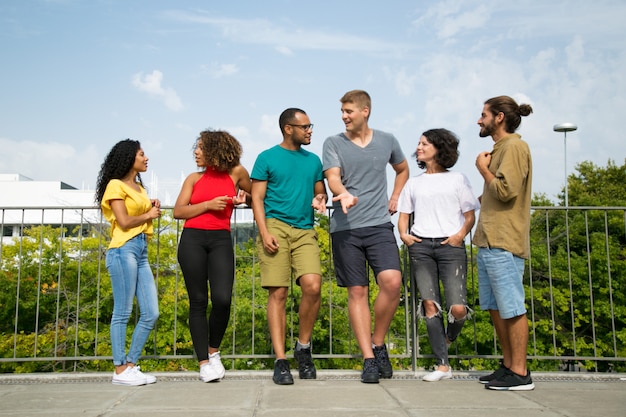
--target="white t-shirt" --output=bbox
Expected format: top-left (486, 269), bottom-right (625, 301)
top-left (397, 171), bottom-right (480, 238)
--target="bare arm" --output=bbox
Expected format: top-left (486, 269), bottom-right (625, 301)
top-left (232, 165), bottom-right (252, 206)
top-left (110, 199), bottom-right (160, 230)
top-left (442, 210), bottom-right (475, 247)
top-left (173, 173), bottom-right (231, 219)
top-left (251, 179), bottom-right (279, 253)
top-left (311, 180), bottom-right (328, 213)
top-left (324, 167), bottom-right (358, 214)
top-left (398, 211), bottom-right (419, 246)
top-left (388, 159), bottom-right (410, 214)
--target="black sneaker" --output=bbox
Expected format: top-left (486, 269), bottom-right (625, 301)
top-left (272, 359), bottom-right (294, 385)
top-left (373, 344), bottom-right (393, 379)
top-left (478, 363), bottom-right (508, 384)
top-left (361, 358), bottom-right (379, 384)
top-left (294, 347), bottom-right (316, 379)
top-left (486, 369), bottom-right (535, 391)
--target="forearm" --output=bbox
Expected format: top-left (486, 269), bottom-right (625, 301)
top-left (173, 202), bottom-right (208, 220)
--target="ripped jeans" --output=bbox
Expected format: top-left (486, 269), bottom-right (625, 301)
top-left (409, 237), bottom-right (472, 367)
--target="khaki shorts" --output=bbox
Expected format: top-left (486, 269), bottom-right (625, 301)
top-left (256, 218), bottom-right (322, 288)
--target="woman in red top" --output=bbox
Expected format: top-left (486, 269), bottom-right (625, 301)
top-left (174, 130), bottom-right (251, 382)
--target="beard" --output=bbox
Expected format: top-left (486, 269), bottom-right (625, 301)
top-left (479, 121), bottom-right (495, 137)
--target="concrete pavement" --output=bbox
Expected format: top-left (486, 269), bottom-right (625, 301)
top-left (0, 370), bottom-right (624, 416)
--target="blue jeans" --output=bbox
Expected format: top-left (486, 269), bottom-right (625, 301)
top-left (106, 234), bottom-right (159, 366)
top-left (477, 247), bottom-right (527, 319)
top-left (409, 237), bottom-right (470, 366)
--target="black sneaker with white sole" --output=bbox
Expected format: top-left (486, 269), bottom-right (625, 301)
top-left (478, 363), bottom-right (508, 384)
top-left (486, 369), bottom-right (535, 391)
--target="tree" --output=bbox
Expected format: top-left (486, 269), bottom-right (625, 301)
top-left (528, 159), bottom-right (626, 371)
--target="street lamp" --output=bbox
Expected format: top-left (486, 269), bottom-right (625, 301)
top-left (553, 123), bottom-right (578, 207)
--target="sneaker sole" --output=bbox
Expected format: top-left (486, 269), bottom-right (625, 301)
top-left (112, 380), bottom-right (147, 386)
top-left (361, 375), bottom-right (380, 384)
top-left (200, 376), bottom-right (222, 383)
top-left (273, 378), bottom-right (294, 385)
top-left (487, 382), bottom-right (535, 391)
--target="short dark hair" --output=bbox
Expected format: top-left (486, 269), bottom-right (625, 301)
top-left (279, 108), bottom-right (307, 134)
top-left (413, 128), bottom-right (459, 170)
top-left (485, 96), bottom-right (533, 133)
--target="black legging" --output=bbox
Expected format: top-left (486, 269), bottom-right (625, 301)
top-left (177, 228), bottom-right (234, 362)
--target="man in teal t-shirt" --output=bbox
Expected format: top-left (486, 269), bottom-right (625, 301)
top-left (251, 108), bottom-right (327, 385)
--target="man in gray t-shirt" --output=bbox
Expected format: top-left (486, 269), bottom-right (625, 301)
top-left (322, 90), bottom-right (409, 384)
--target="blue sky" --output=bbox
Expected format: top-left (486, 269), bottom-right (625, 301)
top-left (1, 0), bottom-right (625, 205)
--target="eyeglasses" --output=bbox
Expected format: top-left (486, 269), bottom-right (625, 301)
top-left (287, 124), bottom-right (314, 131)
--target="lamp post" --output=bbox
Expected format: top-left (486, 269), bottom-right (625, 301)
top-left (553, 123), bottom-right (578, 207)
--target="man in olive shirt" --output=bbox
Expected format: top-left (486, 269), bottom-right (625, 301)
top-left (473, 95), bottom-right (534, 391)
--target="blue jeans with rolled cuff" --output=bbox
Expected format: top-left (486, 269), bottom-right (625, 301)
top-left (106, 233), bottom-right (159, 366)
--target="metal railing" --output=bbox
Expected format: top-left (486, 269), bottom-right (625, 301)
top-left (0, 205), bottom-right (624, 373)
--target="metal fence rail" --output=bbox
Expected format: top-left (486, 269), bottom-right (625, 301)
top-left (0, 205), bottom-right (624, 373)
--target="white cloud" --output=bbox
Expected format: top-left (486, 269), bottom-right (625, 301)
top-left (163, 11), bottom-right (410, 54)
top-left (132, 70), bottom-right (184, 112)
top-left (210, 63), bottom-right (239, 78)
top-left (412, 1), bottom-right (492, 40)
top-left (0, 138), bottom-right (100, 190)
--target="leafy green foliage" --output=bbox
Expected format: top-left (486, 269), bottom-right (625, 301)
top-left (1, 159), bottom-right (625, 374)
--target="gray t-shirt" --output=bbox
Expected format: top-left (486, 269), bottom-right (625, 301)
top-left (322, 130), bottom-right (406, 233)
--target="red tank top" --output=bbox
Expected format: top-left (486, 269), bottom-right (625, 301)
top-left (183, 169), bottom-right (236, 231)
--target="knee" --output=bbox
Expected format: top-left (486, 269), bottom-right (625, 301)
top-left (211, 293), bottom-right (233, 311)
top-left (420, 300), bottom-right (441, 319)
top-left (268, 287), bottom-right (289, 303)
top-left (143, 309), bottom-right (160, 327)
top-left (450, 304), bottom-right (468, 321)
top-left (379, 273), bottom-right (402, 295)
top-left (300, 276), bottom-right (321, 297)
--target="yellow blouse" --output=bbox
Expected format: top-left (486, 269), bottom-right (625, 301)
top-left (101, 179), bottom-right (153, 249)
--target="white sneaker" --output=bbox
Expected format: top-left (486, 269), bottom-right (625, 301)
top-left (199, 352), bottom-right (225, 382)
top-left (112, 366), bottom-right (147, 386)
top-left (423, 368), bottom-right (452, 382)
top-left (133, 366), bottom-right (156, 384)
top-left (210, 352), bottom-right (226, 379)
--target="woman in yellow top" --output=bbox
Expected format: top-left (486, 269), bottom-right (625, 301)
top-left (95, 139), bottom-right (161, 386)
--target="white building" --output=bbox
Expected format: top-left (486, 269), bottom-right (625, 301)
top-left (0, 173), bottom-right (254, 243)
top-left (0, 174), bottom-right (98, 241)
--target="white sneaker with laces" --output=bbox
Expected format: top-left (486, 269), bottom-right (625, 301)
top-left (112, 366), bottom-right (148, 386)
top-left (133, 366), bottom-right (156, 384)
top-left (209, 352), bottom-right (226, 379)
top-left (423, 367), bottom-right (452, 382)
top-left (200, 352), bottom-right (225, 382)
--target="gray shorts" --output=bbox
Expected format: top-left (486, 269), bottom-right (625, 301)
top-left (331, 223), bottom-right (401, 287)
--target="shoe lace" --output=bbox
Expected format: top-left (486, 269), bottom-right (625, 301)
top-left (374, 345), bottom-right (391, 367)
top-left (277, 360), bottom-right (290, 373)
top-left (296, 348), bottom-right (313, 369)
top-left (363, 359), bottom-right (378, 373)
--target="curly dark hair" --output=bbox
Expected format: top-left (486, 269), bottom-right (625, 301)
top-left (95, 139), bottom-right (143, 204)
top-left (413, 128), bottom-right (460, 170)
top-left (195, 129), bottom-right (242, 171)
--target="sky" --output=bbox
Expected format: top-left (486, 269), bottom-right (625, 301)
top-left (1, 0), bottom-right (625, 206)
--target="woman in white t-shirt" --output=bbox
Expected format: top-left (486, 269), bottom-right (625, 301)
top-left (397, 128), bottom-right (479, 382)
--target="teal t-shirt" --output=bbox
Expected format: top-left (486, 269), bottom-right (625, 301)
top-left (251, 145), bottom-right (324, 229)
